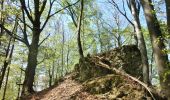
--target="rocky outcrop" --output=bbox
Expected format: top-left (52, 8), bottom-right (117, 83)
top-left (75, 45), bottom-right (142, 82)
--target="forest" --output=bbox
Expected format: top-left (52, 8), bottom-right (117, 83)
top-left (0, 0), bottom-right (170, 100)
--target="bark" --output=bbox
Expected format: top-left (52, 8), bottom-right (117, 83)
top-left (66, 44), bottom-right (70, 73)
top-left (165, 0), bottom-right (170, 48)
top-left (22, 30), bottom-right (40, 94)
top-left (0, 0), bottom-right (4, 45)
top-left (140, 0), bottom-right (170, 98)
top-left (52, 61), bottom-right (55, 84)
top-left (48, 69), bottom-right (52, 87)
top-left (2, 67), bottom-right (10, 100)
top-left (129, 0), bottom-right (150, 85)
top-left (77, 0), bottom-right (84, 58)
top-left (165, 0), bottom-right (170, 33)
top-left (17, 68), bottom-right (23, 99)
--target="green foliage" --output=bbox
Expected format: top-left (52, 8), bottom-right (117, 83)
top-left (0, 0), bottom-right (169, 98)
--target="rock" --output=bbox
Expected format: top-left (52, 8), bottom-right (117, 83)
top-left (74, 45), bottom-right (142, 82)
top-left (83, 74), bottom-right (123, 94)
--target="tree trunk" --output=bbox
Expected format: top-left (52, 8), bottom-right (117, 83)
top-left (17, 68), bottom-right (23, 99)
top-left (140, 0), bottom-right (170, 98)
top-left (77, 0), bottom-right (84, 58)
top-left (2, 67), bottom-right (10, 100)
top-left (165, 0), bottom-right (170, 48)
top-left (52, 61), bottom-right (55, 84)
top-left (96, 19), bottom-right (103, 52)
top-left (0, 0), bottom-right (4, 38)
top-left (165, 0), bottom-right (170, 32)
top-left (66, 44), bottom-right (70, 73)
top-left (0, 38), bottom-right (14, 89)
top-left (22, 31), bottom-right (40, 95)
top-left (129, 0), bottom-right (150, 85)
top-left (21, 0), bottom-right (41, 95)
top-left (48, 68), bottom-right (52, 87)
top-left (61, 29), bottom-right (65, 76)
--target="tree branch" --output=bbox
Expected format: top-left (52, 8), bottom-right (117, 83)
top-left (18, 18), bottom-right (33, 30)
top-left (108, 0), bottom-right (134, 27)
top-left (38, 33), bottom-right (50, 47)
top-left (66, 1), bottom-right (78, 27)
top-left (20, 0), bottom-right (34, 23)
top-left (40, 0), bottom-right (47, 15)
top-left (0, 24), bottom-right (27, 45)
top-left (40, 0), bottom-right (80, 32)
top-left (94, 58), bottom-right (158, 100)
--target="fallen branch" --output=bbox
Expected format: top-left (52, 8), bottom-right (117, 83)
top-left (96, 60), bottom-right (163, 100)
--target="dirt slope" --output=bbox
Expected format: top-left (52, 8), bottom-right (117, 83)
top-left (28, 74), bottom-right (101, 100)
top-left (28, 73), bottom-right (147, 100)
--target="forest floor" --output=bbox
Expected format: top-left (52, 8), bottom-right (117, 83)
top-left (28, 73), bottom-right (101, 100)
top-left (27, 73), bottom-right (146, 100)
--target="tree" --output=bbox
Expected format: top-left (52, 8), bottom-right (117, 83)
top-left (70, 0), bottom-right (84, 58)
top-left (108, 0), bottom-right (138, 45)
top-left (2, 67), bottom-right (10, 100)
top-left (140, 0), bottom-right (170, 98)
top-left (109, 0), bottom-right (150, 86)
top-left (0, 0), bottom-right (80, 95)
top-left (19, 0), bottom-right (51, 95)
top-left (127, 0), bottom-right (150, 86)
top-left (165, 0), bottom-right (170, 47)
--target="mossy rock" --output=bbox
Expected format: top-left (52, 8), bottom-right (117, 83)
top-left (75, 58), bottom-right (113, 82)
top-left (74, 45), bottom-right (142, 82)
top-left (97, 45), bottom-right (142, 78)
top-left (83, 74), bottom-right (123, 94)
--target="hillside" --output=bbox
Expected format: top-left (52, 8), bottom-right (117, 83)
top-left (25, 45), bottom-right (163, 100)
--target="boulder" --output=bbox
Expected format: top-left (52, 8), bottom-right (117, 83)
top-left (74, 45), bottom-right (142, 82)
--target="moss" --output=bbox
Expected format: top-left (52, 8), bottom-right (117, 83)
top-left (74, 45), bottom-right (142, 82)
top-left (75, 57), bottom-right (113, 82)
top-left (83, 74), bottom-right (123, 94)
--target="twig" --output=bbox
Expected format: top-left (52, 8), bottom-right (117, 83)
top-left (38, 33), bottom-right (50, 47)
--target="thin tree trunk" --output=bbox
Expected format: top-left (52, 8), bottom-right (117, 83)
top-left (0, 0), bottom-right (4, 42)
top-left (17, 68), bottom-right (23, 99)
top-left (129, 0), bottom-right (150, 85)
top-left (0, 17), bottom-right (17, 87)
top-left (96, 18), bottom-right (103, 52)
top-left (140, 0), bottom-right (170, 98)
top-left (61, 28), bottom-right (65, 76)
top-left (115, 17), bottom-right (122, 47)
top-left (66, 44), bottom-right (70, 73)
top-left (2, 67), bottom-right (10, 100)
top-left (150, 52), bottom-right (153, 82)
top-left (52, 61), bottom-right (55, 84)
top-left (48, 68), bottom-right (52, 87)
top-left (77, 0), bottom-right (84, 58)
top-left (0, 38), bottom-right (15, 89)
